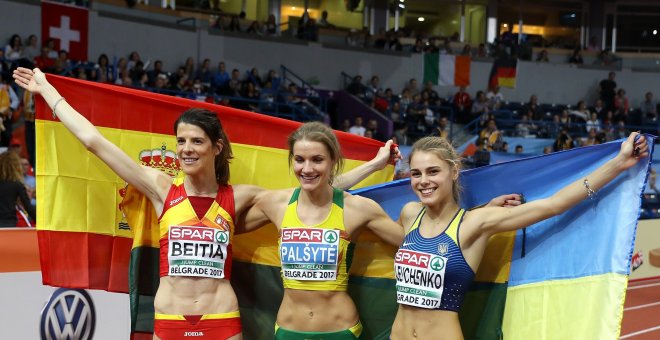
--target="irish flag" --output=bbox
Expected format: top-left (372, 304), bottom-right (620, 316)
top-left (423, 53), bottom-right (471, 87)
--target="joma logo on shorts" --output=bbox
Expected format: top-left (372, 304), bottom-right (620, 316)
top-left (184, 331), bottom-right (204, 336)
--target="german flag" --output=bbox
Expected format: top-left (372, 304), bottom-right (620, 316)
top-left (488, 57), bottom-right (518, 89)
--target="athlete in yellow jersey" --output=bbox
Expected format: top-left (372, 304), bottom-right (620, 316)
top-left (244, 123), bottom-right (404, 339)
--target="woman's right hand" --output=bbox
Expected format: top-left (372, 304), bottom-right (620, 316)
top-left (13, 67), bottom-right (48, 95)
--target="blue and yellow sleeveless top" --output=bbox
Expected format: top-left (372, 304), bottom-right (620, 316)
top-left (278, 187), bottom-right (354, 291)
top-left (394, 208), bottom-right (475, 311)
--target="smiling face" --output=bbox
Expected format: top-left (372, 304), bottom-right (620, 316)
top-left (292, 140), bottom-right (334, 191)
top-left (176, 123), bottom-right (221, 177)
top-left (409, 151), bottom-right (458, 206)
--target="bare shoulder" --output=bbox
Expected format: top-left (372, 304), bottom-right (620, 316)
top-left (400, 201), bottom-right (423, 220)
top-left (344, 192), bottom-right (379, 211)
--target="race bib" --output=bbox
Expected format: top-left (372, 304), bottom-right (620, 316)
top-left (168, 225), bottom-right (229, 279)
top-left (394, 249), bottom-right (447, 309)
top-left (280, 228), bottom-right (340, 281)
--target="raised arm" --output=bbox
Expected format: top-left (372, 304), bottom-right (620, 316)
top-left (13, 67), bottom-right (170, 205)
top-left (332, 139), bottom-right (401, 190)
top-left (473, 132), bottom-right (648, 236)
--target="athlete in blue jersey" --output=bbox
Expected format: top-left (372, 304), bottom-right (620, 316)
top-left (390, 135), bottom-right (648, 339)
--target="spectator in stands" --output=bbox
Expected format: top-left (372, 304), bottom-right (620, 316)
top-left (388, 101), bottom-right (403, 123)
top-left (473, 137), bottom-right (490, 167)
top-left (346, 75), bottom-right (366, 99)
top-left (0, 73), bottom-right (19, 147)
top-left (33, 47), bottom-right (54, 72)
top-left (582, 128), bottom-right (599, 146)
top-left (241, 82), bottom-right (260, 111)
top-left (20, 157), bottom-right (35, 206)
top-left (486, 85), bottom-right (504, 110)
top-left (365, 75), bottom-right (382, 101)
top-left (384, 31), bottom-right (402, 51)
top-left (227, 68), bottom-right (242, 97)
top-left (23, 35), bottom-right (39, 63)
top-left (515, 145), bottom-right (523, 154)
top-left (4, 34), bottom-right (23, 61)
top-left (182, 56), bottom-right (195, 79)
top-left (317, 10), bottom-right (334, 28)
top-left (380, 87), bottom-right (396, 108)
top-left (265, 69), bottom-right (281, 91)
top-left (212, 61), bottom-right (230, 92)
top-left (516, 113), bottom-right (537, 137)
top-left (614, 121), bottom-right (629, 139)
top-left (0, 151), bottom-right (35, 228)
top-left (228, 15), bottom-right (242, 32)
top-left (453, 86), bottom-right (472, 123)
top-left (349, 116), bottom-right (366, 136)
top-left (394, 124), bottom-right (411, 146)
top-left (585, 112), bottom-right (601, 133)
top-left (406, 78), bottom-right (420, 97)
top-left (641, 91), bottom-right (657, 120)
top-left (523, 94), bottom-right (542, 120)
top-left (407, 94), bottom-right (426, 130)
top-left (570, 100), bottom-right (591, 121)
top-left (471, 90), bottom-right (489, 121)
top-left (559, 109), bottom-right (576, 128)
top-left (479, 119), bottom-right (502, 151)
top-left (440, 39), bottom-right (453, 54)
top-left (246, 21), bottom-right (263, 36)
top-left (437, 116), bottom-right (449, 140)
top-left (264, 14), bottom-right (279, 36)
top-left (500, 142), bottom-right (509, 152)
top-left (127, 51), bottom-right (141, 72)
top-left (421, 81), bottom-right (441, 107)
top-left (298, 15), bottom-right (319, 42)
top-left (95, 54), bottom-right (113, 83)
top-left (536, 49), bottom-right (549, 62)
top-left (412, 38), bottom-right (425, 53)
top-left (366, 119), bottom-right (382, 141)
top-left (130, 60), bottom-right (146, 85)
top-left (614, 89), bottom-right (630, 123)
top-left (148, 60), bottom-right (166, 86)
top-left (601, 110), bottom-right (615, 140)
top-left (553, 129), bottom-right (574, 151)
top-left (545, 114), bottom-right (563, 139)
top-left (568, 48), bottom-right (584, 64)
top-left (543, 146), bottom-right (552, 154)
top-left (170, 67), bottom-right (187, 91)
top-left (424, 37), bottom-right (439, 53)
top-left (364, 130), bottom-right (374, 139)
top-left (597, 50), bottom-right (617, 66)
top-left (476, 43), bottom-right (488, 58)
top-left (45, 39), bottom-right (58, 59)
top-left (461, 44), bottom-right (472, 56)
top-left (591, 99), bottom-right (606, 119)
top-left (196, 59), bottom-right (213, 89)
top-left (53, 50), bottom-right (72, 76)
top-left (341, 119), bottom-right (351, 132)
top-left (598, 71), bottom-right (617, 110)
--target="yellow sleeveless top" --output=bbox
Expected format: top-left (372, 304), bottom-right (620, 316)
top-left (278, 187), bottom-right (354, 291)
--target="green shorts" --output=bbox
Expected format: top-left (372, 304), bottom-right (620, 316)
top-left (274, 320), bottom-right (363, 340)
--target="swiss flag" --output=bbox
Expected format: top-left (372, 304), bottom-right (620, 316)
top-left (41, 1), bottom-right (89, 61)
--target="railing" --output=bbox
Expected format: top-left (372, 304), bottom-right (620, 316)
top-left (280, 64), bottom-right (327, 114)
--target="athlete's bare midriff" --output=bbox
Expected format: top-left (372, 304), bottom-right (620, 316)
top-left (391, 304), bottom-right (464, 340)
top-left (154, 276), bottom-right (239, 315)
top-left (276, 289), bottom-right (359, 332)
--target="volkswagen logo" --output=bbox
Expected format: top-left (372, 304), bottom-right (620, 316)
top-left (40, 288), bottom-right (96, 340)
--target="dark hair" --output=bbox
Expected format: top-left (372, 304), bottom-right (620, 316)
top-left (174, 108), bottom-right (233, 185)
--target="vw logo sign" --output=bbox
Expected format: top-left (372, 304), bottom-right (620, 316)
top-left (40, 288), bottom-right (96, 340)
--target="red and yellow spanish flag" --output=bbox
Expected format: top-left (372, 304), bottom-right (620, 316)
top-left (35, 75), bottom-right (394, 337)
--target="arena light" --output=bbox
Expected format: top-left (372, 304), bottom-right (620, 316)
top-left (654, 29), bottom-right (658, 35)
top-left (398, 3), bottom-right (405, 8)
top-left (418, 17), bottom-right (425, 22)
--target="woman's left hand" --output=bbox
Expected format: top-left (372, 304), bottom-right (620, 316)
top-left (373, 139), bottom-right (402, 170)
top-left (618, 132), bottom-right (649, 170)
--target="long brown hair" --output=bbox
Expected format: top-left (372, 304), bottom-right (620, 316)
top-left (0, 152), bottom-right (24, 183)
top-left (287, 122), bottom-right (344, 184)
top-left (409, 137), bottom-right (463, 203)
top-left (174, 108), bottom-right (233, 185)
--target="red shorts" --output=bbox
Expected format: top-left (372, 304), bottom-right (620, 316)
top-left (154, 311), bottom-right (242, 340)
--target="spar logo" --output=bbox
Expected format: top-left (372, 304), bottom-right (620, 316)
top-left (40, 288), bottom-right (96, 340)
top-left (395, 249), bottom-right (434, 268)
top-left (282, 228), bottom-right (324, 242)
top-left (171, 226), bottom-right (228, 244)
